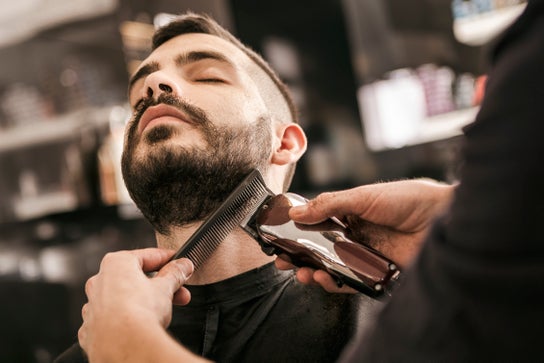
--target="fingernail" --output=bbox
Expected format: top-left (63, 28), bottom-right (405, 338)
top-left (176, 259), bottom-right (194, 279)
top-left (290, 204), bottom-right (308, 218)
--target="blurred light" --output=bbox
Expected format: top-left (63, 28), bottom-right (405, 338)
top-left (0, 0), bottom-right (118, 47)
top-left (154, 13), bottom-right (178, 29)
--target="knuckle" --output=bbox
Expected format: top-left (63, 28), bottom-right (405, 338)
top-left (102, 250), bottom-right (129, 263)
top-left (77, 326), bottom-right (85, 344)
top-left (313, 191), bottom-right (337, 206)
top-left (308, 192), bottom-right (338, 214)
top-left (100, 250), bottom-right (131, 270)
top-left (101, 251), bottom-right (121, 264)
top-left (99, 252), bottom-right (116, 269)
top-left (84, 276), bottom-right (96, 295)
top-left (170, 262), bottom-right (189, 285)
top-left (102, 251), bottom-right (116, 262)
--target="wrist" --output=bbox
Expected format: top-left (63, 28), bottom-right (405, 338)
top-left (88, 316), bottom-right (209, 363)
top-left (86, 312), bottom-right (157, 363)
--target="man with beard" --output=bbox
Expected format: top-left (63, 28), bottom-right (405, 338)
top-left (67, 0), bottom-right (544, 362)
top-left (55, 11), bottom-right (376, 363)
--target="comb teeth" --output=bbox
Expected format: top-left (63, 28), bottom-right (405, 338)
top-left (171, 169), bottom-right (273, 270)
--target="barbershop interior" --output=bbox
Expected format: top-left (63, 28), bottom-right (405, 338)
top-left (0, 0), bottom-right (527, 361)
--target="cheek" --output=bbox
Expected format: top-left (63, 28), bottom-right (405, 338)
top-left (202, 99), bottom-right (241, 125)
top-left (209, 96), bottom-right (268, 128)
top-left (190, 82), bottom-right (269, 127)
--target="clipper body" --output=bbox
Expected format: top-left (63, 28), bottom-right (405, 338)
top-left (243, 193), bottom-right (400, 298)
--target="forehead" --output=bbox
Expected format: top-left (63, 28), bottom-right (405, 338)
top-left (143, 32), bottom-right (253, 70)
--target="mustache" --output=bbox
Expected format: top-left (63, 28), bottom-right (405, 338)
top-left (134, 93), bottom-right (211, 130)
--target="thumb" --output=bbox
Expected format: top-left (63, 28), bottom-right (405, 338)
top-left (154, 258), bottom-right (194, 295)
top-left (289, 192), bottom-right (339, 224)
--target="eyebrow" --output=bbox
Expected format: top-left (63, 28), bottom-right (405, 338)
top-left (176, 50), bottom-right (233, 68)
top-left (128, 50), bottom-right (235, 95)
top-left (128, 61), bottom-right (160, 94)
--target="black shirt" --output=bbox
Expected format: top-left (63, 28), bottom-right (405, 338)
top-left (56, 263), bottom-right (378, 363)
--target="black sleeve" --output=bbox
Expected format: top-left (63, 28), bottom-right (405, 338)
top-left (341, 1), bottom-right (544, 361)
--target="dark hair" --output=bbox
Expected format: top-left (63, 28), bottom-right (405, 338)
top-left (151, 12), bottom-right (300, 190)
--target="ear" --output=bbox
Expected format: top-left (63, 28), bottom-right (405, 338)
top-left (271, 123), bottom-right (307, 165)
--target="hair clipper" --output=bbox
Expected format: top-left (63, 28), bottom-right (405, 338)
top-left (170, 169), bottom-right (400, 298)
top-left (241, 191), bottom-right (400, 298)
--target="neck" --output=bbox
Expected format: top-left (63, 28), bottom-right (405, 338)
top-left (155, 223), bottom-right (275, 285)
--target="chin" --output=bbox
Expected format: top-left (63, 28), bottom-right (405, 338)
top-left (145, 125), bottom-right (207, 148)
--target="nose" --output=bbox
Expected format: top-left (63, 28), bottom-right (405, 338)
top-left (142, 71), bottom-right (179, 101)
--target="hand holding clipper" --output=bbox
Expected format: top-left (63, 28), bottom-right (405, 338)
top-left (243, 193), bottom-right (401, 298)
top-left (170, 169), bottom-right (401, 299)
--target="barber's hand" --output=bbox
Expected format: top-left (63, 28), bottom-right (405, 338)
top-left (79, 248), bottom-right (194, 361)
top-left (276, 179), bottom-right (454, 293)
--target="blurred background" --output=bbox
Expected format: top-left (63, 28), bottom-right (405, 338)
top-left (0, 0), bottom-right (526, 361)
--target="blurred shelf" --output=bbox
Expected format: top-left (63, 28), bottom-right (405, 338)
top-left (410, 106), bottom-right (479, 146)
top-left (0, 0), bottom-right (118, 48)
top-left (369, 106), bottom-right (480, 152)
top-left (0, 107), bottom-right (114, 153)
top-left (12, 191), bottom-right (79, 221)
top-left (453, 3), bottom-right (527, 46)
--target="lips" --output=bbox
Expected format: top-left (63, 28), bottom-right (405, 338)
top-left (138, 104), bottom-right (193, 134)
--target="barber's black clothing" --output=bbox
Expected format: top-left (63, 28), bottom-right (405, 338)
top-left (341, 1), bottom-right (544, 362)
top-left (56, 263), bottom-right (376, 363)
top-left (171, 263), bottom-right (375, 362)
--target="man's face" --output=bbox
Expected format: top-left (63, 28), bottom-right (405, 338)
top-left (122, 33), bottom-right (274, 234)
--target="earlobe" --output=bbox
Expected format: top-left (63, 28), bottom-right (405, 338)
top-left (271, 123), bottom-right (307, 165)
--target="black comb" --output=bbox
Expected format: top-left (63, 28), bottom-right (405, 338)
top-left (169, 169), bottom-right (273, 269)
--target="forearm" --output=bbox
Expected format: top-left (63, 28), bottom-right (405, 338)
top-left (86, 317), bottom-right (210, 363)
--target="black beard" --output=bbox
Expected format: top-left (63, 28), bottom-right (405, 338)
top-left (121, 95), bottom-right (272, 235)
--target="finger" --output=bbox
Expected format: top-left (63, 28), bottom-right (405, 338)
top-left (172, 287), bottom-right (192, 306)
top-left (78, 325), bottom-right (87, 352)
top-left (84, 276), bottom-right (96, 298)
top-left (289, 203), bottom-right (327, 224)
top-left (128, 248), bottom-right (177, 272)
top-left (296, 267), bottom-right (319, 285)
top-left (313, 270), bottom-right (359, 294)
top-left (274, 256), bottom-right (296, 270)
top-left (154, 258), bottom-right (194, 296)
top-left (81, 303), bottom-right (89, 321)
top-left (289, 190), bottom-right (365, 224)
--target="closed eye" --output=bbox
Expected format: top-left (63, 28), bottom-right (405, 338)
top-left (195, 78), bottom-right (226, 83)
